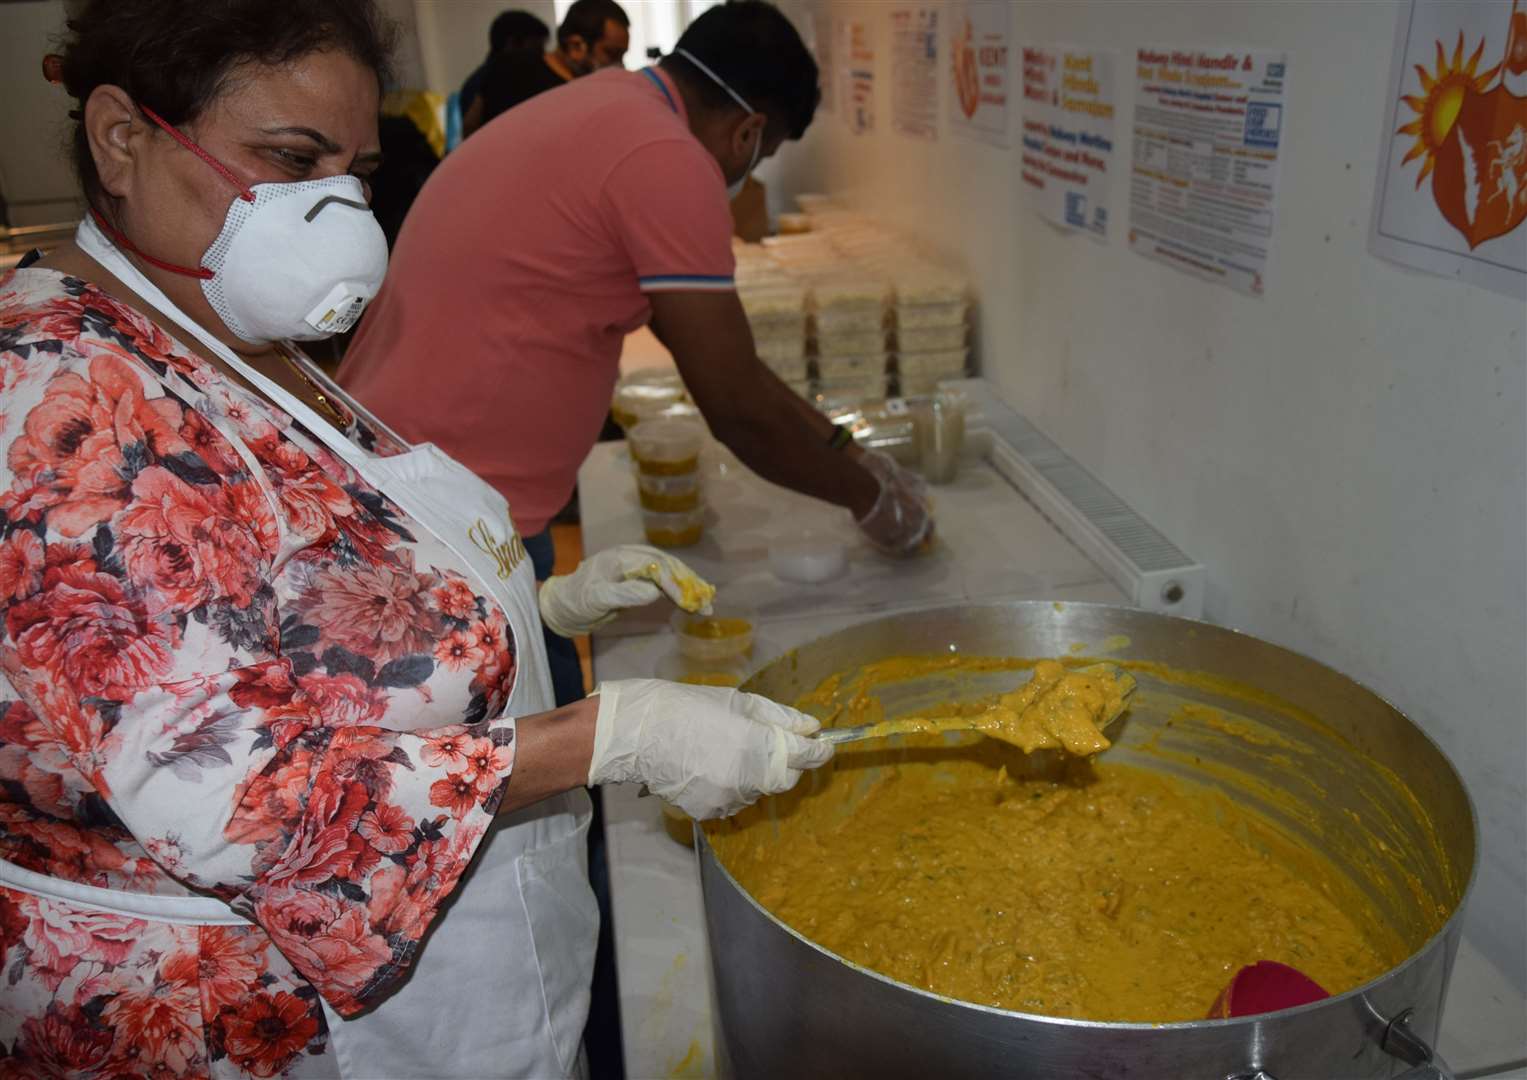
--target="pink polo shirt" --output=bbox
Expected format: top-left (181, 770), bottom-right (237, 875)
top-left (340, 67), bottom-right (735, 536)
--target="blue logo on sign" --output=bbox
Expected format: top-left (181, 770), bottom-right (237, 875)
top-left (1244, 102), bottom-right (1281, 148)
top-left (1065, 191), bottom-right (1087, 228)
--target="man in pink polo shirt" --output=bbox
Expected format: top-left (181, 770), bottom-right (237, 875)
top-left (340, 0), bottom-right (931, 705)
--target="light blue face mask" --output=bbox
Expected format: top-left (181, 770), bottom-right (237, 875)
top-left (675, 47), bottom-right (762, 198)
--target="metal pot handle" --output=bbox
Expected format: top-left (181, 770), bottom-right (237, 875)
top-left (1223, 1007), bottom-right (1453, 1080)
top-left (1383, 1008), bottom-right (1455, 1080)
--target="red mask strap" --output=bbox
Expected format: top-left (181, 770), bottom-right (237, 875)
top-left (138, 102), bottom-right (256, 203)
top-left (90, 206), bottom-right (215, 280)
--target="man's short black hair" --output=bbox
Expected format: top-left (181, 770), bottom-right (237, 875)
top-left (557, 0), bottom-right (629, 49)
top-left (490, 10), bottom-right (550, 53)
top-left (663, 1), bottom-right (819, 141)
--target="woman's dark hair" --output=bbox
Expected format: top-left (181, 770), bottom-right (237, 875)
top-left (664, 1), bottom-right (819, 141)
top-left (57, 0), bottom-right (397, 202)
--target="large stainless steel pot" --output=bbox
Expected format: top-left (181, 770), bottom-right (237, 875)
top-left (698, 602), bottom-right (1476, 1080)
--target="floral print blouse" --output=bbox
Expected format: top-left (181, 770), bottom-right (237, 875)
top-left (0, 267), bottom-right (520, 1077)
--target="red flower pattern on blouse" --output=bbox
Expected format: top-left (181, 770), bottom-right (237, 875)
top-left (0, 269), bottom-right (523, 1076)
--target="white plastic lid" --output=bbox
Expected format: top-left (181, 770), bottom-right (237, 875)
top-left (769, 530), bottom-right (849, 584)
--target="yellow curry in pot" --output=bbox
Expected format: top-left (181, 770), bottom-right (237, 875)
top-left (706, 657), bottom-right (1404, 1023)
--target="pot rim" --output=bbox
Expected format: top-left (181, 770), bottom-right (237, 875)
top-left (702, 599), bottom-right (1481, 1031)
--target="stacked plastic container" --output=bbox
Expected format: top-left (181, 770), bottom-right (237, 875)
top-left (627, 415), bottom-right (707, 548)
top-left (811, 275), bottom-right (891, 403)
top-left (893, 266), bottom-right (970, 397)
top-left (739, 283), bottom-right (811, 397)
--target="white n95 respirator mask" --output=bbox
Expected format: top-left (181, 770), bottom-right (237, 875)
top-left (91, 103), bottom-right (388, 344)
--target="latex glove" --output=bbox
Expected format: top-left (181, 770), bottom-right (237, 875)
top-left (854, 450), bottom-right (935, 557)
top-left (589, 680), bottom-right (834, 819)
top-left (539, 546), bottom-right (715, 638)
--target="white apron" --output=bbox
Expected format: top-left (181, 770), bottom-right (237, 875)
top-left (0, 220), bottom-right (599, 1077)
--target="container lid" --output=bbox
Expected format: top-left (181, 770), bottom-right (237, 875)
top-left (770, 530), bottom-right (849, 584)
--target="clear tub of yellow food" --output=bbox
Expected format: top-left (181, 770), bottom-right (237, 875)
top-left (671, 605), bottom-right (755, 663)
top-left (629, 417), bottom-right (705, 476)
top-left (642, 507), bottom-right (704, 548)
top-left (611, 370), bottom-right (687, 431)
top-left (636, 472), bottom-right (701, 512)
top-left (777, 212), bottom-right (813, 235)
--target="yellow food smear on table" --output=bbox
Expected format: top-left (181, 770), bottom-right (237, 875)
top-left (860, 660), bottom-right (1131, 755)
top-left (645, 525), bottom-right (704, 548)
top-left (624, 562), bottom-right (716, 613)
top-left (707, 661), bottom-right (1400, 1024)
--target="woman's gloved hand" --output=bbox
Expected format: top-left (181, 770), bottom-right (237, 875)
top-left (539, 545), bottom-right (715, 638)
top-left (588, 680), bottom-right (834, 819)
top-left (854, 450), bottom-right (935, 557)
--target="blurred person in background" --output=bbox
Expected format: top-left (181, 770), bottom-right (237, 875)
top-left (459, 9), bottom-right (552, 124)
top-left (341, 0), bottom-right (934, 712)
top-left (463, 0), bottom-right (630, 137)
top-left (0, 1), bottom-right (833, 1075)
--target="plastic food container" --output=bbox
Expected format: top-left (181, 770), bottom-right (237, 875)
top-left (795, 193), bottom-right (833, 213)
top-left (611, 371), bottom-right (687, 431)
top-left (636, 471), bottom-right (701, 512)
top-left (817, 329), bottom-right (888, 357)
top-left (816, 372), bottom-right (888, 403)
top-left (629, 417), bottom-right (705, 476)
top-left (898, 323), bottom-right (967, 352)
top-left (814, 307), bottom-right (888, 335)
top-left (671, 604), bottom-right (755, 663)
top-left (642, 507), bottom-right (705, 548)
top-left (762, 355), bottom-right (809, 382)
top-left (769, 530), bottom-right (849, 584)
top-left (894, 270), bottom-right (968, 306)
top-left (897, 348), bottom-right (969, 379)
top-left (750, 314), bottom-right (810, 341)
top-left (756, 336), bottom-right (809, 366)
top-left (896, 301), bottom-right (969, 330)
top-left (741, 284), bottom-right (808, 317)
top-left (813, 276), bottom-right (889, 311)
top-left (816, 351), bottom-right (888, 379)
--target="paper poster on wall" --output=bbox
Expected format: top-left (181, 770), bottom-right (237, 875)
top-left (1369, 1), bottom-right (1527, 298)
top-left (845, 19), bottom-right (876, 135)
top-left (947, 0), bottom-right (1011, 146)
top-left (891, 5), bottom-right (940, 140)
top-left (1020, 46), bottom-right (1117, 239)
top-left (1127, 47), bottom-right (1288, 296)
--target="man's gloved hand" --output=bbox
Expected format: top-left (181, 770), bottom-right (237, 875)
top-left (539, 545), bottom-right (716, 638)
top-left (588, 680), bottom-right (834, 819)
top-left (854, 450), bottom-right (935, 557)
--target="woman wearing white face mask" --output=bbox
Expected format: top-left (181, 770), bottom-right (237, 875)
top-left (0, 2), bottom-right (832, 1076)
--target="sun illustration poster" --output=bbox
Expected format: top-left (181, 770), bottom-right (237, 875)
top-left (1372, 0), bottom-right (1527, 298)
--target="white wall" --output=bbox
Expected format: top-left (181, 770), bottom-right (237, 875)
top-left (784, 0), bottom-right (1527, 1025)
top-left (410, 0), bottom-right (559, 96)
top-left (0, 0), bottom-right (84, 226)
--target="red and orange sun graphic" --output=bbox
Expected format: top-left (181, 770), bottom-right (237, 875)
top-left (1397, 3), bottom-right (1527, 249)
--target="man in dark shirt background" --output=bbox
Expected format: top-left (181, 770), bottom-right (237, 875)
top-left (459, 10), bottom-right (552, 123)
top-left (464, 0), bottom-right (629, 136)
